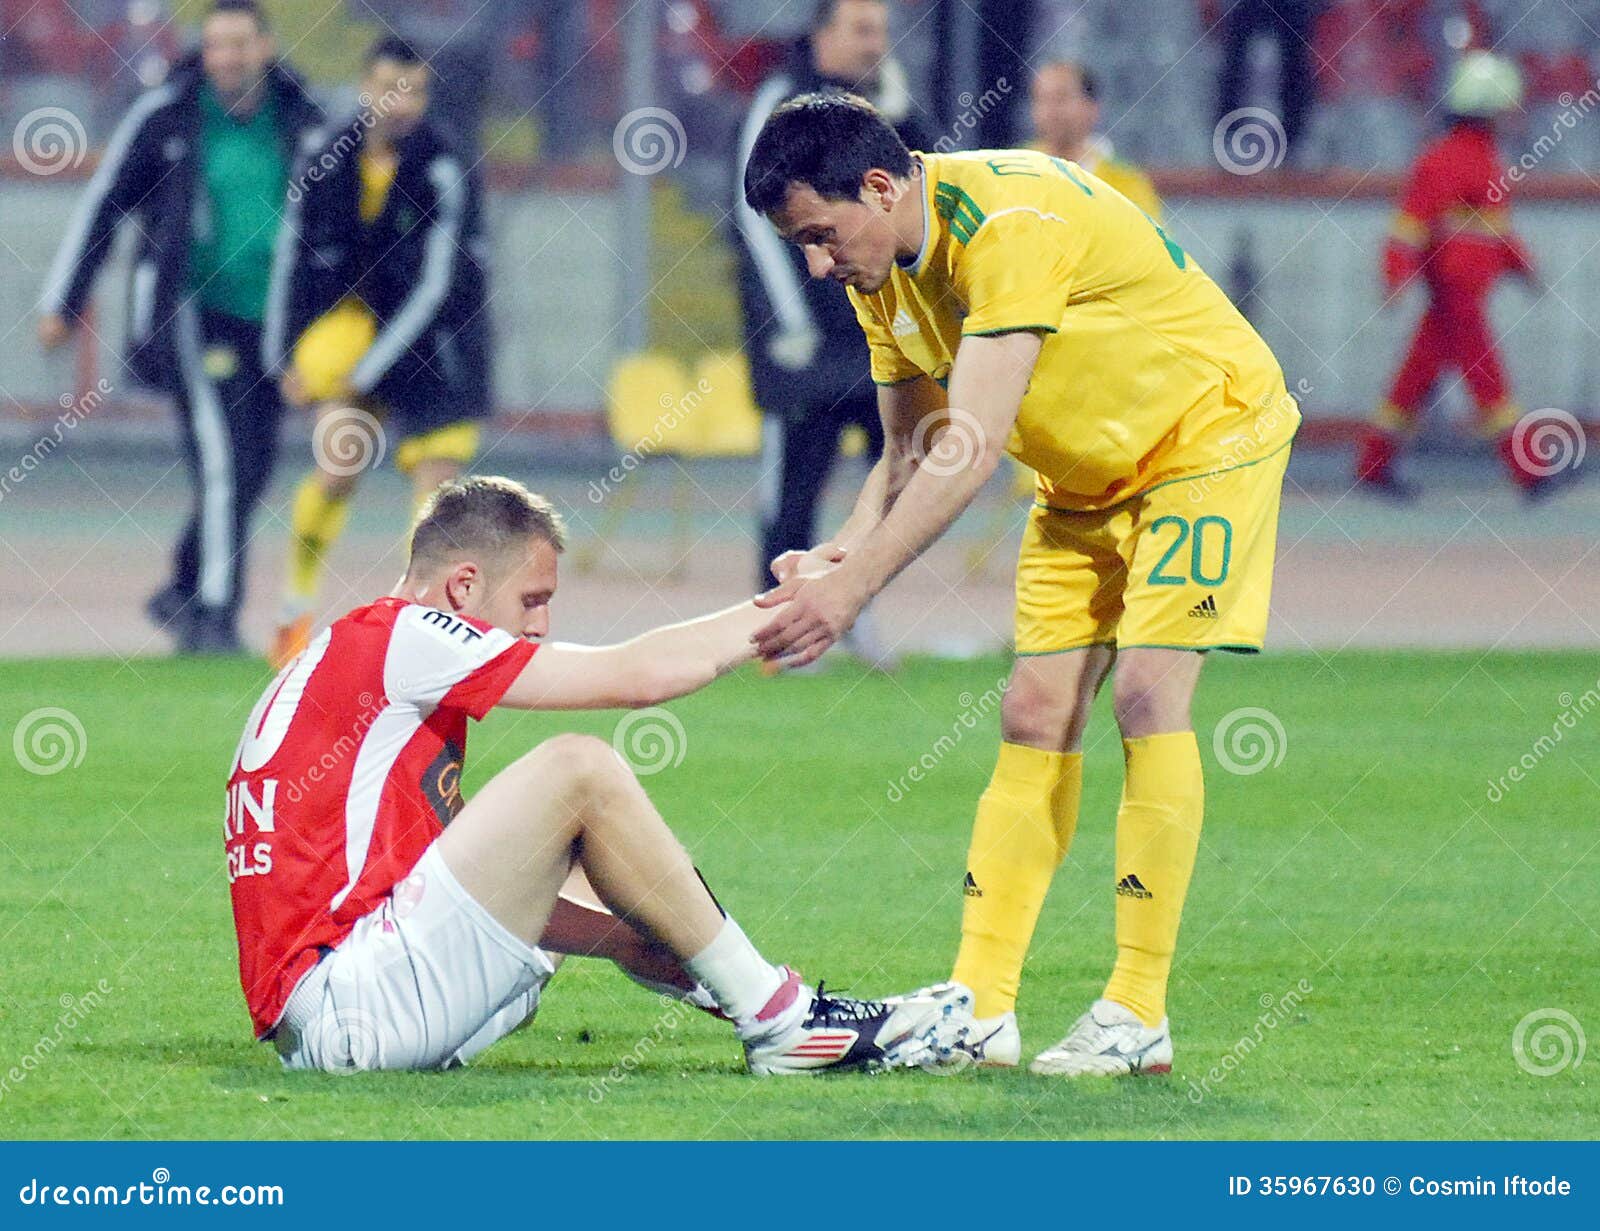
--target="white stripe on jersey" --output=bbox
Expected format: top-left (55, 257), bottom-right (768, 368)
top-left (326, 604), bottom-right (524, 913)
top-left (383, 602), bottom-right (524, 707)
top-left (329, 704), bottom-right (428, 913)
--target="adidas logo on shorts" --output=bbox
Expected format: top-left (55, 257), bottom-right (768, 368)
top-left (1115, 873), bottom-right (1153, 900)
top-left (1188, 595), bottom-right (1219, 619)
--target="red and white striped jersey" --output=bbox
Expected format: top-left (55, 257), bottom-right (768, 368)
top-left (225, 597), bottom-right (536, 1037)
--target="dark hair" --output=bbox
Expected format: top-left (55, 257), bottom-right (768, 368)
top-left (365, 35), bottom-right (425, 68)
top-left (207, 0), bottom-right (269, 31)
top-left (408, 476), bottom-right (567, 575)
top-left (1074, 62), bottom-right (1099, 101)
top-left (743, 92), bottom-right (912, 215)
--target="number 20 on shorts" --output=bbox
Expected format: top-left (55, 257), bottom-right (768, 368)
top-left (1146, 515), bottom-right (1233, 588)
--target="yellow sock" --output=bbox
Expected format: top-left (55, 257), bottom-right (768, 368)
top-left (1103, 732), bottom-right (1204, 1027)
top-left (952, 742), bottom-right (1082, 1018)
top-left (287, 475), bottom-right (352, 605)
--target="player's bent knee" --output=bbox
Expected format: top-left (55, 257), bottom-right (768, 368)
top-left (1112, 655), bottom-right (1199, 735)
top-left (524, 732), bottom-right (632, 800)
top-left (1001, 670), bottom-right (1088, 749)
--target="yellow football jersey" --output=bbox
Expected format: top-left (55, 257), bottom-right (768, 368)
top-left (849, 149), bottom-right (1298, 510)
top-left (1030, 140), bottom-right (1163, 222)
top-left (1081, 155), bottom-right (1162, 223)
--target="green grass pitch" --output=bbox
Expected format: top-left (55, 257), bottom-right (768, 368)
top-left (1, 650), bottom-right (1594, 1139)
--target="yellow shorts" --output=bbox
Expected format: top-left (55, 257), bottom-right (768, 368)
top-left (296, 300), bottom-right (481, 475)
top-left (1014, 439), bottom-right (1292, 655)
top-left (292, 298), bottom-right (376, 402)
top-left (392, 420), bottom-right (481, 475)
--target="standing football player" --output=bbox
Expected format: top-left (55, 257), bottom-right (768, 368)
top-left (264, 36), bottom-right (491, 668)
top-left (229, 474), bottom-right (972, 1074)
top-left (742, 94), bottom-right (1300, 1076)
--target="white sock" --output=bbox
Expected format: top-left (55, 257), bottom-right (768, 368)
top-left (682, 918), bottom-right (785, 1023)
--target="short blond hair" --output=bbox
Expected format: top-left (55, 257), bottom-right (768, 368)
top-left (408, 476), bottom-right (566, 575)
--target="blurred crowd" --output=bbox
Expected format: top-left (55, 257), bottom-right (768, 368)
top-left (5, 1), bottom-right (1599, 176)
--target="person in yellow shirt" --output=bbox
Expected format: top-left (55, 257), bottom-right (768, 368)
top-left (1005, 59), bottom-right (1162, 501)
top-left (742, 93), bottom-right (1298, 1077)
top-left (1029, 60), bottom-right (1161, 222)
top-left (264, 37), bottom-right (489, 669)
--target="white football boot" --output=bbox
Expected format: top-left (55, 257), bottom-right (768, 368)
top-left (966, 1012), bottom-right (1022, 1067)
top-left (882, 987), bottom-right (1019, 1069)
top-left (743, 971), bottom-right (976, 1075)
top-left (1030, 998), bottom-right (1173, 1077)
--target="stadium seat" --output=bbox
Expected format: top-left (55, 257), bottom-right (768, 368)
top-left (590, 349), bottom-right (760, 577)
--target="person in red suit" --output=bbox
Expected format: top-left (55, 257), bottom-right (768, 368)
top-left (1355, 51), bottom-right (1555, 500)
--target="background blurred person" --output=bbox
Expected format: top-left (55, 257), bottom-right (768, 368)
top-left (1354, 51), bottom-right (1557, 501)
top-left (732, 0), bottom-right (932, 667)
top-left (264, 36), bottom-right (492, 669)
top-left (1213, 0), bottom-right (1323, 162)
top-left (35, 0), bottom-right (321, 654)
top-left (1029, 60), bottom-right (1161, 221)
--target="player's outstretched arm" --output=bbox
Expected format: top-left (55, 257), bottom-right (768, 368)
top-left (849, 330), bottom-right (1040, 586)
top-left (753, 331), bottom-right (1040, 666)
top-left (496, 598), bottom-right (776, 711)
top-left (768, 375), bottom-right (944, 584)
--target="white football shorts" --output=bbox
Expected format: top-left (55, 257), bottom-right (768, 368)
top-left (273, 843), bottom-right (558, 1072)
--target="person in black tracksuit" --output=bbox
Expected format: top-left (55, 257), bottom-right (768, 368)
top-left (732, 0), bottom-right (934, 606)
top-left (263, 62), bottom-right (490, 446)
top-left (260, 35), bottom-right (492, 669)
top-left (36, 1), bottom-right (321, 653)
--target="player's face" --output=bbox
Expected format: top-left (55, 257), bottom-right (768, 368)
top-left (473, 536), bottom-right (560, 641)
top-left (201, 11), bottom-right (274, 103)
top-left (774, 182), bottom-right (900, 293)
top-left (1030, 65), bottom-right (1097, 151)
top-left (363, 59), bottom-right (430, 141)
top-left (813, 0), bottom-right (890, 85)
